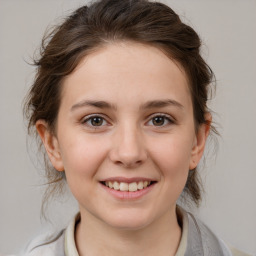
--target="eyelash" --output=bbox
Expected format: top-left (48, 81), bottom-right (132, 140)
top-left (81, 113), bottom-right (175, 129)
top-left (81, 114), bottom-right (108, 129)
top-left (147, 113), bottom-right (174, 127)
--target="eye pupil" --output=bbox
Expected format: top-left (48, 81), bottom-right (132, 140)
top-left (91, 117), bottom-right (103, 126)
top-left (153, 116), bottom-right (165, 126)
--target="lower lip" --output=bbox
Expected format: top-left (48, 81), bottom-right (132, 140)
top-left (100, 183), bottom-right (156, 200)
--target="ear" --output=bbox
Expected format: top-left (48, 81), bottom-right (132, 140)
top-left (36, 120), bottom-right (64, 172)
top-left (189, 113), bottom-right (212, 170)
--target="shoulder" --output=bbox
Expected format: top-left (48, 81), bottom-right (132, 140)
top-left (20, 230), bottom-right (65, 256)
top-left (19, 213), bottom-right (80, 256)
top-left (229, 246), bottom-right (253, 256)
top-left (177, 206), bottom-right (252, 256)
top-left (186, 210), bottom-right (252, 256)
top-left (194, 216), bottom-right (252, 256)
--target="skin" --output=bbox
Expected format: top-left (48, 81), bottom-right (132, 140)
top-left (36, 42), bottom-right (210, 256)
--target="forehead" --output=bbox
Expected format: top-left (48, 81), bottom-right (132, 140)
top-left (74, 41), bottom-right (188, 83)
top-left (61, 42), bottom-right (191, 109)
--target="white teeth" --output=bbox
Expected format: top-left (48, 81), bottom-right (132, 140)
top-left (113, 181), bottom-right (120, 190)
top-left (104, 180), bottom-right (153, 191)
top-left (143, 181), bottom-right (149, 188)
top-left (137, 181), bottom-right (144, 190)
top-left (109, 181), bottom-right (113, 189)
top-left (119, 182), bottom-right (129, 191)
top-left (129, 182), bottom-right (137, 192)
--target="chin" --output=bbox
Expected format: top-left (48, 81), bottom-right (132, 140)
top-left (102, 211), bottom-right (153, 231)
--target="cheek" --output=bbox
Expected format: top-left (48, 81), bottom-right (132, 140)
top-left (149, 135), bottom-right (193, 171)
top-left (59, 136), bottom-right (110, 205)
top-left (148, 135), bottom-right (192, 191)
top-left (59, 136), bottom-right (108, 183)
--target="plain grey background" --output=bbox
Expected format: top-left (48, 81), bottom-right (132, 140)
top-left (0, 0), bottom-right (256, 255)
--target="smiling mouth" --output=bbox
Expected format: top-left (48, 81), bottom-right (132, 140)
top-left (100, 180), bottom-right (157, 192)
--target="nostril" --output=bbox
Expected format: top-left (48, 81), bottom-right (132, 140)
top-left (120, 160), bottom-right (143, 168)
top-left (108, 137), bottom-right (148, 167)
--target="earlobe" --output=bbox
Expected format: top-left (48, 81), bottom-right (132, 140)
top-left (36, 120), bottom-right (64, 172)
top-left (189, 113), bottom-right (212, 170)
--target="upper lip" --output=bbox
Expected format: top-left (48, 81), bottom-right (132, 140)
top-left (100, 177), bottom-right (156, 183)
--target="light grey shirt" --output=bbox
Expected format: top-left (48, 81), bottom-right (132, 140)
top-left (20, 207), bottom-right (251, 256)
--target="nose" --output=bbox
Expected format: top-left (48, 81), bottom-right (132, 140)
top-left (109, 124), bottom-right (148, 168)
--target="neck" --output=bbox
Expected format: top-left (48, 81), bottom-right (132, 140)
top-left (75, 207), bottom-right (181, 256)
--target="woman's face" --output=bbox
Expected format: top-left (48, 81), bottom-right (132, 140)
top-left (39, 42), bottom-right (208, 230)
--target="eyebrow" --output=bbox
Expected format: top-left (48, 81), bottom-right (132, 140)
top-left (140, 99), bottom-right (184, 110)
top-left (71, 99), bottom-right (184, 111)
top-left (71, 100), bottom-right (117, 111)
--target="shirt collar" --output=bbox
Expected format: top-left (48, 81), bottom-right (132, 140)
top-left (65, 213), bottom-right (80, 256)
top-left (64, 206), bottom-right (188, 256)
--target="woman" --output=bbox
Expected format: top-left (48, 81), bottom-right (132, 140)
top-left (21, 0), bottom-right (251, 255)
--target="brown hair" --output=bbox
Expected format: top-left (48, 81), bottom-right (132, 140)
top-left (24, 0), bottom-right (217, 212)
